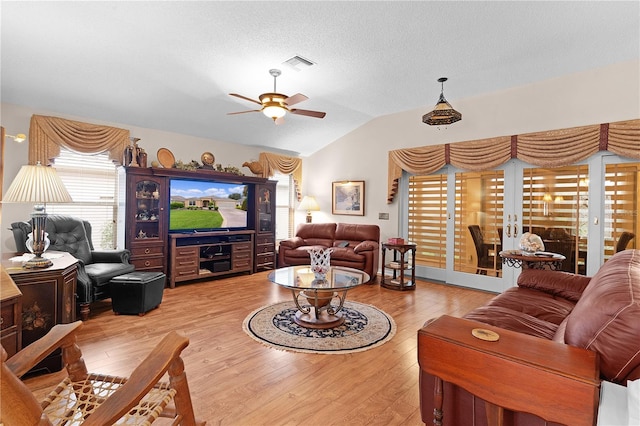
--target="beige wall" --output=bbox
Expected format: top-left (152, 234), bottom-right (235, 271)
top-left (305, 60), bottom-right (640, 244)
top-left (2, 60), bottom-right (639, 253)
top-left (0, 105), bottom-right (266, 252)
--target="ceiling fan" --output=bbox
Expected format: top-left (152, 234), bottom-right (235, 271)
top-left (228, 69), bottom-right (326, 125)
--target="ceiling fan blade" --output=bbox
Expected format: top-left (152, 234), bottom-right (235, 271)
top-left (284, 93), bottom-right (308, 107)
top-left (227, 110), bottom-right (261, 115)
top-left (290, 108), bottom-right (326, 119)
top-left (229, 93), bottom-right (262, 106)
top-left (274, 116), bottom-right (285, 125)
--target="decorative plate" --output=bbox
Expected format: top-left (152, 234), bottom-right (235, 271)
top-left (471, 328), bottom-right (500, 342)
top-left (157, 148), bottom-right (175, 168)
top-left (201, 152), bottom-right (215, 166)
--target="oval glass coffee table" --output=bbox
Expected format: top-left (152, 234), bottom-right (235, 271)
top-left (268, 266), bottom-right (370, 329)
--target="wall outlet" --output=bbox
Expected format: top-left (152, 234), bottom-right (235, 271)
top-left (378, 212), bottom-right (389, 220)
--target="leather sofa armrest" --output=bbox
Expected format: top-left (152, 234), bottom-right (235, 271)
top-left (517, 269), bottom-right (591, 302)
top-left (91, 249), bottom-right (131, 264)
top-left (279, 237), bottom-right (304, 249)
top-left (354, 240), bottom-right (378, 253)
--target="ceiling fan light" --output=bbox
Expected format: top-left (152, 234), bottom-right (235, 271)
top-left (263, 105), bottom-right (286, 119)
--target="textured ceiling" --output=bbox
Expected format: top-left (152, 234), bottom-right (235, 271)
top-left (2, 1), bottom-right (638, 156)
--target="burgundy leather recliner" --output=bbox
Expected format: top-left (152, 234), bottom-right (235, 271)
top-left (419, 249), bottom-right (640, 425)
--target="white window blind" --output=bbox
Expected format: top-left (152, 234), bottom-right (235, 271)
top-left (273, 172), bottom-right (294, 241)
top-left (48, 148), bottom-right (118, 249)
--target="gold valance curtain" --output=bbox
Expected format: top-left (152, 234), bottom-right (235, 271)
top-left (28, 115), bottom-right (130, 166)
top-left (388, 118), bottom-right (640, 203)
top-left (258, 152), bottom-right (303, 201)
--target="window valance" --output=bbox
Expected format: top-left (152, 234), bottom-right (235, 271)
top-left (28, 115), bottom-right (130, 166)
top-left (387, 118), bottom-right (640, 203)
top-left (258, 152), bottom-right (303, 201)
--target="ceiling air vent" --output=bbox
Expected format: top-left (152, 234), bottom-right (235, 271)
top-left (283, 55), bottom-right (315, 71)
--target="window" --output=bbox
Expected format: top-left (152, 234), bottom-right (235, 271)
top-left (408, 174), bottom-right (448, 268)
top-left (454, 170), bottom-right (504, 276)
top-left (604, 162), bottom-right (639, 258)
top-left (273, 172), bottom-right (295, 241)
top-left (48, 147), bottom-right (118, 249)
top-left (522, 165), bottom-right (589, 274)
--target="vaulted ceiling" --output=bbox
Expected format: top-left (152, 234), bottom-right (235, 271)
top-left (2, 1), bottom-right (638, 156)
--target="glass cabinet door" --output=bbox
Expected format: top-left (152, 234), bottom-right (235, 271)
top-left (134, 180), bottom-right (162, 240)
top-left (257, 185), bottom-right (274, 232)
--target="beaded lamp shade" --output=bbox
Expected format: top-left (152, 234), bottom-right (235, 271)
top-left (422, 77), bottom-right (462, 126)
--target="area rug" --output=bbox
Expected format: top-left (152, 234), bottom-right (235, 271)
top-left (242, 300), bottom-right (396, 354)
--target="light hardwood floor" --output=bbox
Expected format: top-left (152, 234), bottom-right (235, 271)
top-left (25, 272), bottom-right (495, 425)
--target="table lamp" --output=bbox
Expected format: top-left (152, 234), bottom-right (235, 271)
top-left (2, 162), bottom-right (73, 269)
top-left (298, 195), bottom-right (320, 223)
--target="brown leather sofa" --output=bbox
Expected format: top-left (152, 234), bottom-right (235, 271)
top-left (419, 249), bottom-right (640, 425)
top-left (278, 223), bottom-right (380, 283)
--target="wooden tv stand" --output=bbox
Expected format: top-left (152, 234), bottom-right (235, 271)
top-left (168, 231), bottom-right (254, 288)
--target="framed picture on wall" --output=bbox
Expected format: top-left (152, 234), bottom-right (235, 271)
top-left (332, 180), bottom-right (365, 216)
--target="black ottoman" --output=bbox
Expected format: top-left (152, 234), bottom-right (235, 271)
top-left (110, 271), bottom-right (166, 316)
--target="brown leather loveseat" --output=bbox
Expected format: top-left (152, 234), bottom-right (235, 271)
top-left (278, 223), bottom-right (380, 283)
top-left (419, 249), bottom-right (640, 425)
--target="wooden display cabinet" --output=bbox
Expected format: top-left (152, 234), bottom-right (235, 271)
top-left (254, 182), bottom-right (277, 272)
top-left (121, 167), bottom-right (277, 284)
top-left (122, 167), bottom-right (167, 274)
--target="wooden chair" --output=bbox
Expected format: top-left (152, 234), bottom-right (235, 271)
top-left (1, 321), bottom-right (204, 425)
top-left (615, 231), bottom-right (635, 253)
top-left (468, 225), bottom-right (501, 275)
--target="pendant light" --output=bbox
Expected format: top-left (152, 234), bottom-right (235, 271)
top-left (422, 77), bottom-right (462, 126)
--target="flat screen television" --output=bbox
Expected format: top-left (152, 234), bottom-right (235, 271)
top-left (169, 178), bottom-right (250, 233)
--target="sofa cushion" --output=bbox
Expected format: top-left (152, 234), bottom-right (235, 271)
top-left (282, 245), bottom-right (327, 260)
top-left (295, 223), bottom-right (336, 247)
top-left (335, 223), bottom-right (380, 243)
top-left (85, 262), bottom-right (135, 286)
top-left (564, 249), bottom-right (640, 383)
top-left (463, 287), bottom-right (573, 340)
top-left (329, 247), bottom-right (364, 262)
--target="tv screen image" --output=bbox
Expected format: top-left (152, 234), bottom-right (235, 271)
top-left (169, 178), bottom-right (249, 232)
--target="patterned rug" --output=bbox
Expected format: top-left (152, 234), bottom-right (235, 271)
top-left (242, 300), bottom-right (396, 354)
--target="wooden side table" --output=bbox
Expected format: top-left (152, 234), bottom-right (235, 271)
top-left (381, 242), bottom-right (416, 291)
top-left (1, 266), bottom-right (22, 358)
top-left (2, 251), bottom-right (78, 374)
top-left (499, 249), bottom-right (566, 270)
top-left (418, 315), bottom-right (599, 426)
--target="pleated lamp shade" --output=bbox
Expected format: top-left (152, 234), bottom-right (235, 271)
top-left (3, 162), bottom-right (72, 204)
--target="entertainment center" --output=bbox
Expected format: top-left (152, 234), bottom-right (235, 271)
top-left (120, 166), bottom-right (276, 288)
top-left (169, 231), bottom-right (253, 287)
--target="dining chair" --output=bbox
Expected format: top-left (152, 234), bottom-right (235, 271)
top-left (615, 232), bottom-right (636, 253)
top-left (468, 225), bottom-right (501, 275)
